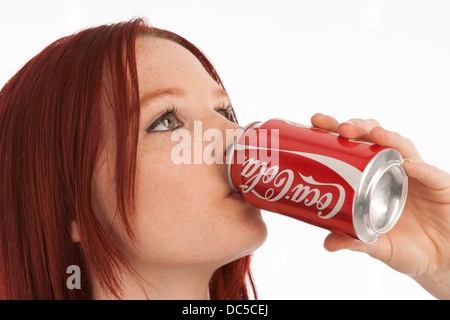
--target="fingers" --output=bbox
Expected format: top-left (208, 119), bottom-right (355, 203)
top-left (369, 127), bottom-right (424, 162)
top-left (311, 113), bottom-right (339, 132)
top-left (311, 113), bottom-right (424, 162)
top-left (404, 159), bottom-right (450, 191)
top-left (311, 114), bottom-right (381, 140)
top-left (337, 118), bottom-right (381, 141)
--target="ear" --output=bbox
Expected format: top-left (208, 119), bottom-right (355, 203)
top-left (70, 220), bottom-right (81, 243)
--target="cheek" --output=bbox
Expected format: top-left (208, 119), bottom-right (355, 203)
top-left (132, 161), bottom-right (212, 250)
top-left (134, 162), bottom-right (218, 231)
top-left (124, 135), bottom-right (267, 267)
top-left (131, 158), bottom-right (266, 266)
top-left (135, 137), bottom-right (223, 214)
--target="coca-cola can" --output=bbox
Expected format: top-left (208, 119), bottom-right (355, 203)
top-left (227, 118), bottom-right (408, 243)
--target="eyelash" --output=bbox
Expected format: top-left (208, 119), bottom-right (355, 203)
top-left (145, 103), bottom-right (236, 133)
top-left (145, 105), bottom-right (180, 133)
top-left (215, 103), bottom-right (235, 122)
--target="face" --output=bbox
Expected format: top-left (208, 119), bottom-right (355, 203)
top-left (92, 36), bottom-right (267, 275)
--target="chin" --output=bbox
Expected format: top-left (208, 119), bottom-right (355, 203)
top-left (233, 210), bottom-right (268, 260)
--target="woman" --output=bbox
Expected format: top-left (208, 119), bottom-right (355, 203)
top-left (0, 18), bottom-right (448, 300)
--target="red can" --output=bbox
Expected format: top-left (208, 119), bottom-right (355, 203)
top-left (227, 119), bottom-right (408, 243)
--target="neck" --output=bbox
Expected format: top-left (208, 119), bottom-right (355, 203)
top-left (91, 265), bottom-right (214, 300)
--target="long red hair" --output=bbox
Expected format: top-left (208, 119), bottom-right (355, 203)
top-left (0, 18), bottom-right (256, 300)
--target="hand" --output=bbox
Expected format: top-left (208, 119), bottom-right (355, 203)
top-left (311, 113), bottom-right (450, 299)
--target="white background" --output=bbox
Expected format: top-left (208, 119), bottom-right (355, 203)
top-left (1, 0), bottom-right (449, 299)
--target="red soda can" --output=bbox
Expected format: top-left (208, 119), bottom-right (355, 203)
top-left (227, 119), bottom-right (408, 243)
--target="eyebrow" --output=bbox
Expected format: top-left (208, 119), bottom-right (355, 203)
top-left (140, 87), bottom-right (186, 108)
top-left (140, 87), bottom-right (229, 108)
top-left (213, 87), bottom-right (229, 99)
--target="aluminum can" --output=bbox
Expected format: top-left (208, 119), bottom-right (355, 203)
top-left (227, 118), bottom-right (408, 243)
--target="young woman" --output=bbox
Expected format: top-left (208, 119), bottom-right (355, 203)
top-left (0, 18), bottom-right (448, 300)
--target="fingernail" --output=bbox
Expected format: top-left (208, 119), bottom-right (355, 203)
top-left (343, 120), bottom-right (354, 125)
top-left (403, 158), bottom-right (416, 164)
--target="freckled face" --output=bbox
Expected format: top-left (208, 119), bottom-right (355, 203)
top-left (93, 37), bottom-right (267, 272)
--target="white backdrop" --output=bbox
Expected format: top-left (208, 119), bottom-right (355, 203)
top-left (1, 0), bottom-right (449, 299)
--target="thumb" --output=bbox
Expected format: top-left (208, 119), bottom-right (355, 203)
top-left (324, 232), bottom-right (393, 263)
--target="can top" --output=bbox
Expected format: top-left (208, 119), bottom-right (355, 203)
top-left (353, 149), bottom-right (408, 243)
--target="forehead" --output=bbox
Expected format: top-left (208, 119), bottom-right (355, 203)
top-left (135, 36), bottom-right (218, 94)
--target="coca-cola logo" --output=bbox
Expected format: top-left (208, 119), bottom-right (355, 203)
top-left (239, 158), bottom-right (346, 219)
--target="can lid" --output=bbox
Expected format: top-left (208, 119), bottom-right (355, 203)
top-left (369, 163), bottom-right (406, 233)
top-left (353, 149), bottom-right (408, 243)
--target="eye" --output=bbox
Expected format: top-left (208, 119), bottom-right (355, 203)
top-left (215, 103), bottom-right (236, 122)
top-left (146, 107), bottom-right (183, 133)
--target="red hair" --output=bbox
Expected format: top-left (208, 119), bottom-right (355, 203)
top-left (0, 18), bottom-right (256, 299)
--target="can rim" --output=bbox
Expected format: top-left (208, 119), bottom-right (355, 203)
top-left (226, 121), bottom-right (261, 192)
top-left (352, 149), bottom-right (408, 243)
